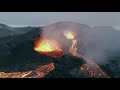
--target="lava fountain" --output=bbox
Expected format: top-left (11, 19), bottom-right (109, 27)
top-left (34, 37), bottom-right (64, 58)
top-left (64, 31), bottom-right (75, 39)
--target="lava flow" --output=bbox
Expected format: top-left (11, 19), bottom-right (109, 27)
top-left (64, 31), bottom-right (78, 56)
top-left (0, 62), bottom-right (55, 78)
top-left (69, 39), bottom-right (78, 56)
top-left (34, 37), bottom-right (64, 58)
top-left (64, 31), bottom-right (110, 78)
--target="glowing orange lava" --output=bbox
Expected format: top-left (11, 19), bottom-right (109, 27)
top-left (64, 32), bottom-right (75, 39)
top-left (64, 31), bottom-right (78, 56)
top-left (34, 37), bottom-right (64, 58)
top-left (69, 39), bottom-right (78, 56)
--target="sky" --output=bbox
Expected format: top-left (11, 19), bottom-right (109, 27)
top-left (0, 12), bottom-right (120, 28)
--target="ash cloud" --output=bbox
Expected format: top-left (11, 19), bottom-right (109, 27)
top-left (41, 21), bottom-right (120, 64)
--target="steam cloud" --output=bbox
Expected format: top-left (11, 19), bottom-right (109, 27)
top-left (40, 21), bottom-right (120, 64)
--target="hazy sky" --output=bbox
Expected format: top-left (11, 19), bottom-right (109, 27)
top-left (0, 12), bottom-right (120, 27)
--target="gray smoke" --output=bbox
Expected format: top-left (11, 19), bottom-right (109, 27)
top-left (41, 21), bottom-right (120, 64)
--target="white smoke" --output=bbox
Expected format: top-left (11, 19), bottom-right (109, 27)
top-left (41, 21), bottom-right (120, 64)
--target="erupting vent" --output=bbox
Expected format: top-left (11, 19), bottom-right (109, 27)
top-left (34, 37), bottom-right (64, 58)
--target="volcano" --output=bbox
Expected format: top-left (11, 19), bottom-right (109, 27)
top-left (0, 21), bottom-right (119, 78)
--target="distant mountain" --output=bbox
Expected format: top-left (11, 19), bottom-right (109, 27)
top-left (13, 26), bottom-right (37, 34)
top-left (0, 23), bottom-right (37, 37)
top-left (0, 23), bottom-right (17, 37)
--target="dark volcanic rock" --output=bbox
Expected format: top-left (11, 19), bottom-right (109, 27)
top-left (44, 55), bottom-right (86, 78)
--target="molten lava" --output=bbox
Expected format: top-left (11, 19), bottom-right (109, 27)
top-left (34, 37), bottom-right (64, 58)
top-left (64, 31), bottom-right (78, 56)
top-left (64, 32), bottom-right (75, 39)
top-left (0, 62), bottom-right (55, 78)
top-left (64, 31), bottom-right (110, 77)
top-left (69, 39), bottom-right (78, 56)
top-left (34, 38), bottom-right (56, 52)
